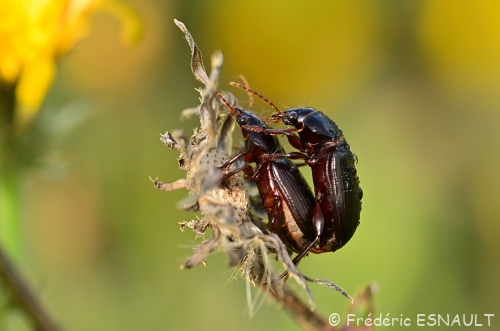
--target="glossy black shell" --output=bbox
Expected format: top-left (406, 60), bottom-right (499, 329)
top-left (275, 108), bottom-right (362, 252)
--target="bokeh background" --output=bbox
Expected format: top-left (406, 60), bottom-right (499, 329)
top-left (2, 1), bottom-right (500, 330)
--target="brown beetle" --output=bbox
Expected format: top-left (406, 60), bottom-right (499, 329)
top-left (233, 83), bottom-right (362, 267)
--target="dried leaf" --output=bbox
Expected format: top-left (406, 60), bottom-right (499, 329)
top-left (174, 19), bottom-right (210, 86)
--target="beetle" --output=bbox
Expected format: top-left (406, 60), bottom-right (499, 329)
top-left (216, 92), bottom-right (317, 258)
top-left (231, 82), bottom-right (363, 265)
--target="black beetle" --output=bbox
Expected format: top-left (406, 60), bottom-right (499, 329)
top-left (232, 82), bottom-right (363, 265)
top-left (216, 93), bottom-right (317, 257)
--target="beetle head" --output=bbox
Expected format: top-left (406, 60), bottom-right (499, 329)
top-left (234, 106), bottom-right (264, 128)
top-left (274, 108), bottom-right (316, 127)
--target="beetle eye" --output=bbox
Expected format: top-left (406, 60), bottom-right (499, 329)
top-left (284, 111), bottom-right (298, 125)
top-left (237, 116), bottom-right (248, 125)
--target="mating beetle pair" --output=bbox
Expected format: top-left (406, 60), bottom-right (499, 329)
top-left (218, 83), bottom-right (362, 276)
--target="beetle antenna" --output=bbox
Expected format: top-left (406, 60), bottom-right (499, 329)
top-left (237, 75), bottom-right (254, 110)
top-left (230, 82), bottom-right (282, 114)
top-left (216, 91), bottom-right (240, 116)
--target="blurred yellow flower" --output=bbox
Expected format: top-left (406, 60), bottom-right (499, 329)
top-left (0, 0), bottom-right (142, 129)
top-left (417, 0), bottom-right (500, 93)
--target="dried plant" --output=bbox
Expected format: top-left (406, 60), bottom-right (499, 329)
top-left (152, 19), bottom-right (376, 331)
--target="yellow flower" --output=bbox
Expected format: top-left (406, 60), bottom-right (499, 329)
top-left (0, 0), bottom-right (142, 129)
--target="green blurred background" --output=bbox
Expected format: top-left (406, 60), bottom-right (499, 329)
top-left (7, 0), bottom-right (500, 330)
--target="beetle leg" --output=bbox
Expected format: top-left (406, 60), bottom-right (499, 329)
top-left (241, 164), bottom-right (255, 179)
top-left (257, 151), bottom-right (308, 164)
top-left (312, 201), bottom-right (325, 237)
top-left (293, 161), bottom-right (308, 167)
top-left (240, 124), bottom-right (265, 134)
top-left (218, 150), bottom-right (247, 169)
top-left (291, 202), bottom-right (324, 265)
top-left (242, 125), bottom-right (306, 152)
top-left (260, 116), bottom-right (281, 124)
top-left (220, 164), bottom-right (253, 183)
top-left (219, 150), bottom-right (256, 184)
top-left (284, 151), bottom-right (309, 161)
top-left (283, 132), bottom-right (304, 151)
top-left (292, 237), bottom-right (320, 265)
top-left (271, 234), bottom-right (321, 284)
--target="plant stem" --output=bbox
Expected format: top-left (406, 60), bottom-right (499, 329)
top-left (0, 174), bottom-right (24, 262)
top-left (1, 81), bottom-right (25, 263)
top-left (265, 282), bottom-right (337, 331)
top-left (0, 243), bottom-right (63, 331)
